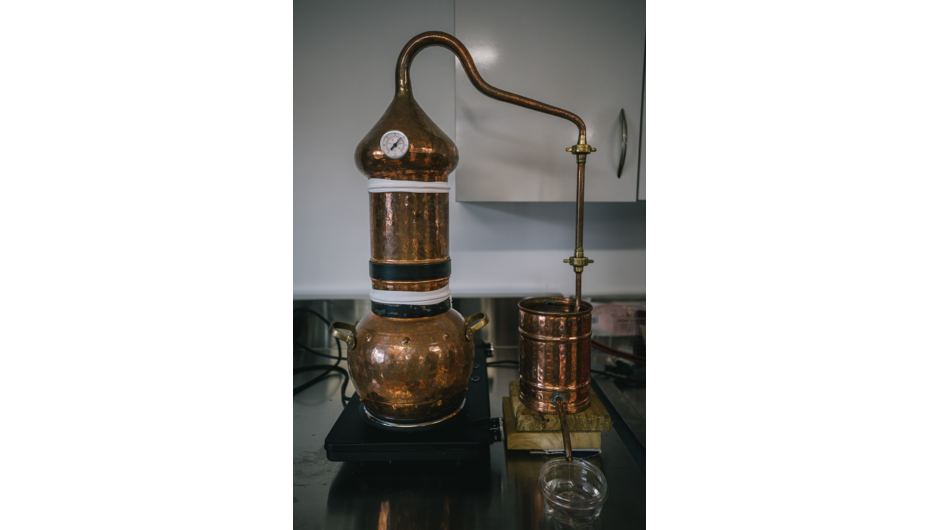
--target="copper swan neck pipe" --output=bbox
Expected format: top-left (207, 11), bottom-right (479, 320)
top-left (396, 31), bottom-right (593, 309)
top-left (396, 31), bottom-right (587, 138)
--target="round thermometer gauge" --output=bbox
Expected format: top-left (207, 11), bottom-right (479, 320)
top-left (380, 130), bottom-right (409, 159)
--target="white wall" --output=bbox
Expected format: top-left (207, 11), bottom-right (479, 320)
top-left (294, 0), bottom-right (646, 298)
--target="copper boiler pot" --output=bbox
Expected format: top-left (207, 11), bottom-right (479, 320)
top-left (518, 297), bottom-right (593, 414)
top-left (332, 310), bottom-right (487, 422)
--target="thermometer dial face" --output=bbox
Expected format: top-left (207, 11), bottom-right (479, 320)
top-left (380, 130), bottom-right (409, 160)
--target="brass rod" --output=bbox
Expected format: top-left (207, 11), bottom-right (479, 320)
top-left (575, 160), bottom-right (586, 309)
top-left (576, 161), bottom-right (585, 250)
top-left (396, 31), bottom-right (586, 137)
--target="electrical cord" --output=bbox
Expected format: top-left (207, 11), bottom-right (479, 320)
top-left (591, 339), bottom-right (646, 364)
top-left (293, 365), bottom-right (338, 393)
top-left (293, 307), bottom-right (352, 406)
top-left (294, 307), bottom-right (334, 327)
top-left (292, 307), bottom-right (349, 364)
top-left (294, 340), bottom-right (344, 361)
top-left (591, 338), bottom-right (645, 357)
top-left (591, 338), bottom-right (645, 358)
top-left (293, 365), bottom-right (351, 402)
top-left (294, 356), bottom-right (353, 406)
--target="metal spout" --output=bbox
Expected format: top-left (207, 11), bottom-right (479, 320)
top-left (552, 393), bottom-right (573, 463)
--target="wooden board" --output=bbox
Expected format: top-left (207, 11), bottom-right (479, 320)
top-left (509, 381), bottom-right (613, 432)
top-left (503, 397), bottom-right (602, 451)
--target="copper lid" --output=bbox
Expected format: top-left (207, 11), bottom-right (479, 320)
top-left (354, 92), bottom-right (458, 182)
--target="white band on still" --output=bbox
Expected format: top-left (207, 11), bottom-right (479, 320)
top-left (370, 286), bottom-right (452, 306)
top-left (367, 178), bottom-right (451, 194)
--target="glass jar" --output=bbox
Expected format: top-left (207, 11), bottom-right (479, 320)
top-left (539, 457), bottom-right (609, 528)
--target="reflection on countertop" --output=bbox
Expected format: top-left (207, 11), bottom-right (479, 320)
top-left (294, 298), bottom-right (645, 530)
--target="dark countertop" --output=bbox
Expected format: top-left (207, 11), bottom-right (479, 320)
top-left (293, 347), bottom-right (646, 530)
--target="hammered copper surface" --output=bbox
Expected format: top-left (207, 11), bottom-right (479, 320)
top-left (347, 309), bottom-right (475, 421)
top-left (371, 278), bottom-right (451, 292)
top-left (354, 91), bottom-right (458, 182)
top-left (370, 192), bottom-right (449, 264)
top-left (518, 297), bottom-right (593, 414)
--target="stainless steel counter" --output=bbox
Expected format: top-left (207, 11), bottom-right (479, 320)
top-left (294, 299), bottom-right (645, 529)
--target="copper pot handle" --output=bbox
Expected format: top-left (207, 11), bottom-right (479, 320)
top-left (464, 312), bottom-right (489, 342)
top-left (329, 321), bottom-right (357, 350)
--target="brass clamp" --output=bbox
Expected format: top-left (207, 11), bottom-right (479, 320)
top-left (565, 134), bottom-right (596, 163)
top-left (565, 144), bottom-right (597, 154)
top-left (563, 247), bottom-right (594, 273)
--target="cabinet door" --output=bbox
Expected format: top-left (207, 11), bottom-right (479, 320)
top-left (455, 0), bottom-right (645, 202)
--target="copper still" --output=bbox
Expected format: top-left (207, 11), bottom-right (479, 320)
top-left (329, 32), bottom-right (597, 440)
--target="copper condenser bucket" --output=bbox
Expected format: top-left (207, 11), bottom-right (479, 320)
top-left (518, 297), bottom-right (593, 414)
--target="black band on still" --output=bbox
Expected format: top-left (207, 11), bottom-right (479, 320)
top-left (370, 299), bottom-right (451, 319)
top-left (369, 260), bottom-right (451, 282)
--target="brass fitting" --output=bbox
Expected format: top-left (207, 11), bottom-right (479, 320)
top-left (563, 247), bottom-right (594, 273)
top-left (565, 133), bottom-right (596, 163)
top-left (565, 144), bottom-right (596, 154)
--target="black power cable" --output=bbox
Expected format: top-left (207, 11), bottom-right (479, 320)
top-left (293, 365), bottom-right (351, 401)
top-left (293, 307), bottom-right (352, 405)
top-left (294, 340), bottom-right (344, 361)
top-left (292, 307), bottom-right (346, 364)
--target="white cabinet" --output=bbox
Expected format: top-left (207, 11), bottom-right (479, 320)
top-left (454, 0), bottom-right (646, 202)
top-left (294, 0), bottom-right (646, 298)
top-left (293, 0), bottom-right (457, 297)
